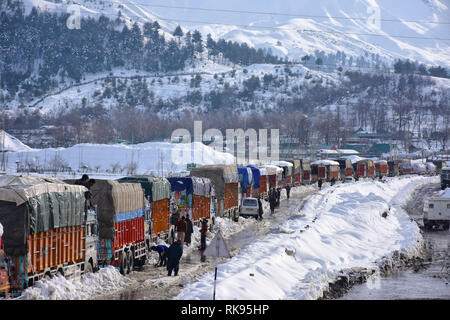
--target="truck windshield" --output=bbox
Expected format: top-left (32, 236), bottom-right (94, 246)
top-left (242, 199), bottom-right (258, 207)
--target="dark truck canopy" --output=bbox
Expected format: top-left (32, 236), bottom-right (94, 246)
top-left (117, 176), bottom-right (171, 202)
top-left (66, 179), bottom-right (145, 239)
top-left (167, 176), bottom-right (213, 197)
top-left (190, 165), bottom-right (239, 200)
top-left (0, 175), bottom-right (87, 256)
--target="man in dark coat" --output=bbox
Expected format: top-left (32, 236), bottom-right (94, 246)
top-left (318, 178), bottom-right (323, 190)
top-left (176, 216), bottom-right (187, 244)
top-left (184, 215), bottom-right (194, 246)
top-left (200, 218), bottom-right (208, 250)
top-left (286, 184), bottom-right (291, 199)
top-left (151, 244), bottom-right (168, 267)
top-left (166, 240), bottom-right (183, 276)
top-left (269, 189), bottom-right (276, 215)
top-left (257, 196), bottom-right (264, 220)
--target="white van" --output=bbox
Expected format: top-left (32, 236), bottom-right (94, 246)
top-left (423, 188), bottom-right (450, 230)
top-left (239, 198), bottom-right (260, 219)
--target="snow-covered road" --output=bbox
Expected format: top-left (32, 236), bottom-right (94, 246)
top-left (176, 175), bottom-right (439, 300)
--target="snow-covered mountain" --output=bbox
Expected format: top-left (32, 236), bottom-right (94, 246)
top-left (21, 0), bottom-right (450, 67)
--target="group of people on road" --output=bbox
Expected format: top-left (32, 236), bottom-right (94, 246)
top-left (151, 209), bottom-right (210, 277)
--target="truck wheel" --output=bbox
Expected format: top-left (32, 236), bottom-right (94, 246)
top-left (127, 251), bottom-right (134, 274)
top-left (443, 222), bottom-right (449, 231)
top-left (84, 262), bottom-right (93, 274)
top-left (120, 253), bottom-right (129, 275)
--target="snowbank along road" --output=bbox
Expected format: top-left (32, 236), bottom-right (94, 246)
top-left (15, 176), bottom-right (440, 300)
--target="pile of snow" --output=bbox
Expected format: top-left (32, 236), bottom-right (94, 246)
top-left (19, 266), bottom-right (136, 300)
top-left (175, 175), bottom-right (438, 300)
top-left (0, 130), bottom-right (32, 152)
top-left (7, 141), bottom-right (235, 177)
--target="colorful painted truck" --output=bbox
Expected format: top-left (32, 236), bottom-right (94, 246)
top-left (0, 176), bottom-right (97, 295)
top-left (334, 158), bottom-right (353, 180)
top-left (167, 176), bottom-right (213, 225)
top-left (257, 166), bottom-right (269, 199)
top-left (70, 179), bottom-right (148, 275)
top-left (0, 222), bottom-right (9, 298)
top-left (288, 159), bottom-right (302, 186)
top-left (117, 176), bottom-right (170, 242)
top-left (311, 160), bottom-right (340, 182)
top-left (260, 165), bottom-right (283, 189)
top-left (374, 160), bottom-right (388, 177)
top-left (190, 165), bottom-right (240, 220)
top-left (301, 159), bottom-right (311, 184)
top-left (388, 160), bottom-right (400, 177)
top-left (270, 161), bottom-right (293, 187)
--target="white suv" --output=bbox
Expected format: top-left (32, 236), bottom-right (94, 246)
top-left (239, 198), bottom-right (260, 219)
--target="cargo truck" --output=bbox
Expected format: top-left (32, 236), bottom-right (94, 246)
top-left (167, 176), bottom-right (213, 228)
top-left (67, 179), bottom-right (148, 275)
top-left (0, 176), bottom-right (97, 295)
top-left (190, 165), bottom-right (240, 221)
top-left (117, 176), bottom-right (171, 243)
top-left (441, 167), bottom-right (450, 190)
top-left (423, 188), bottom-right (450, 230)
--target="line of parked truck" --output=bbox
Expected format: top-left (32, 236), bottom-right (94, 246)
top-left (0, 156), bottom-right (447, 298)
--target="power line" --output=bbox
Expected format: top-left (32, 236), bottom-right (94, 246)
top-left (102, 1), bottom-right (450, 25)
top-left (9, 2), bottom-right (450, 41)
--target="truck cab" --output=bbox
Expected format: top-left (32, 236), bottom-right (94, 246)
top-left (423, 189), bottom-right (450, 230)
top-left (440, 167), bottom-right (450, 190)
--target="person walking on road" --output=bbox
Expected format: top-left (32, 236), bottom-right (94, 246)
top-left (276, 188), bottom-right (281, 208)
top-left (200, 218), bottom-right (208, 251)
top-left (318, 179), bottom-right (323, 190)
top-left (176, 216), bottom-right (187, 244)
top-left (286, 185), bottom-right (291, 199)
top-left (184, 215), bottom-right (193, 247)
top-left (258, 196), bottom-right (264, 220)
top-left (269, 189), bottom-right (276, 215)
top-left (166, 240), bottom-right (183, 276)
top-left (151, 244), bottom-right (168, 267)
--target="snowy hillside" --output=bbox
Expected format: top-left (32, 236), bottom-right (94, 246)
top-left (6, 141), bottom-right (236, 176)
top-left (21, 0), bottom-right (450, 67)
top-left (0, 130), bottom-right (32, 152)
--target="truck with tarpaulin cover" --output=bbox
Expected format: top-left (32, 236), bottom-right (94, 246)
top-left (257, 166), bottom-right (269, 199)
top-left (287, 159), bottom-right (302, 186)
top-left (67, 179), bottom-right (147, 275)
top-left (167, 176), bottom-right (213, 226)
top-left (0, 176), bottom-right (97, 295)
top-left (117, 176), bottom-right (170, 242)
top-left (270, 161), bottom-right (293, 187)
top-left (238, 167), bottom-right (253, 198)
top-left (311, 160), bottom-right (340, 182)
top-left (441, 167), bottom-right (450, 190)
top-left (0, 222), bottom-right (9, 298)
top-left (355, 159), bottom-right (375, 178)
top-left (247, 165), bottom-right (261, 198)
top-left (260, 165), bottom-right (283, 189)
top-left (190, 165), bottom-right (240, 220)
top-left (301, 159), bottom-right (311, 184)
top-left (333, 158), bottom-right (353, 180)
